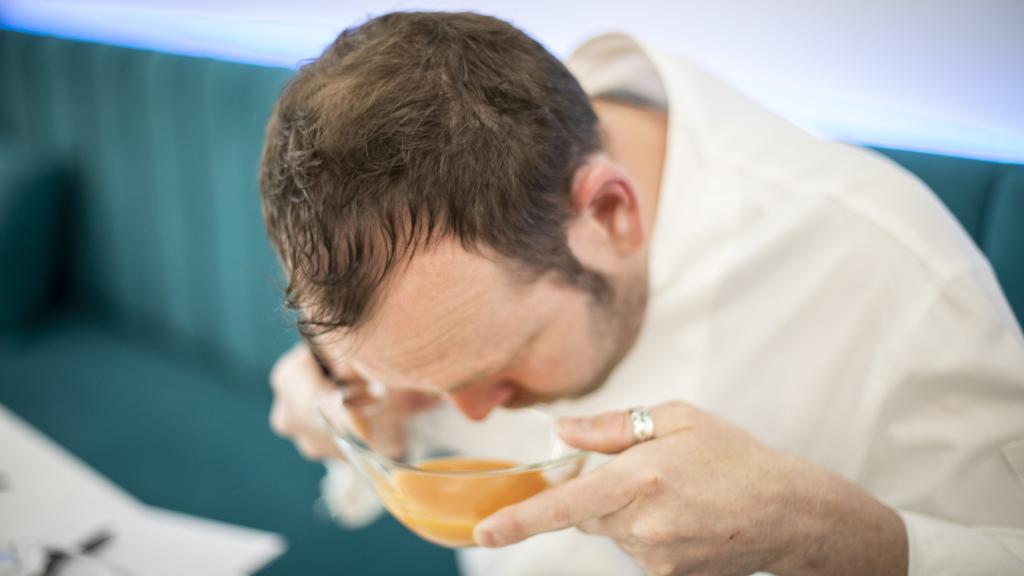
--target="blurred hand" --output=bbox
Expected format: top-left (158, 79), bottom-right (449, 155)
top-left (269, 342), bottom-right (351, 460)
top-left (269, 342), bottom-right (440, 461)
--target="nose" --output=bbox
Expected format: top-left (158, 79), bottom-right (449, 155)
top-left (450, 382), bottom-right (515, 421)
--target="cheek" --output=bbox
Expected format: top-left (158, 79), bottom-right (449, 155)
top-left (514, 341), bottom-right (586, 397)
top-left (512, 284), bottom-right (602, 399)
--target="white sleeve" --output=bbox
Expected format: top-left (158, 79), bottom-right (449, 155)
top-left (860, 268), bottom-right (1024, 575)
top-left (901, 511), bottom-right (1024, 575)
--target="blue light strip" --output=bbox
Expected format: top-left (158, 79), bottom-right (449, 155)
top-left (2, 1), bottom-right (1022, 163)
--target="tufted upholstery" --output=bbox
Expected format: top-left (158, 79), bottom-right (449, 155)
top-left (0, 30), bottom-right (457, 575)
top-left (0, 30), bottom-right (295, 381)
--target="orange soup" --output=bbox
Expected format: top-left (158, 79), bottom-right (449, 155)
top-left (375, 457), bottom-right (548, 547)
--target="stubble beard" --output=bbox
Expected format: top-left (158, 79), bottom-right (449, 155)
top-left (501, 267), bottom-right (650, 410)
top-left (567, 266), bottom-right (650, 401)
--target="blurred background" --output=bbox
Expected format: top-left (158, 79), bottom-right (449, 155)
top-left (6, 0), bottom-right (1024, 161)
top-left (1, 1), bottom-right (1021, 574)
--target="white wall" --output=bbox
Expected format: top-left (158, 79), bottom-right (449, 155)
top-left (3, 0), bottom-right (1023, 161)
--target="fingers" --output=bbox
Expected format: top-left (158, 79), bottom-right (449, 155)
top-left (270, 393), bottom-right (346, 460)
top-left (474, 463), bottom-right (634, 547)
top-left (475, 401), bottom-right (704, 548)
top-left (556, 410), bottom-right (636, 454)
top-left (556, 401), bottom-right (699, 454)
top-left (269, 342), bottom-right (348, 460)
top-left (269, 342), bottom-right (429, 462)
top-left (295, 436), bottom-right (344, 460)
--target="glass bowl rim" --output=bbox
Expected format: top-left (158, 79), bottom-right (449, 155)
top-left (317, 394), bottom-right (589, 477)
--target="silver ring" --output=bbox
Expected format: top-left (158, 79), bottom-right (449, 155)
top-left (628, 407), bottom-right (655, 444)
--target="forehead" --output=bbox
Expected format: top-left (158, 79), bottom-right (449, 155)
top-left (337, 242), bottom-right (539, 388)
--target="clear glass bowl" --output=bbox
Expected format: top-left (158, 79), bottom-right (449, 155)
top-left (318, 387), bottom-right (587, 547)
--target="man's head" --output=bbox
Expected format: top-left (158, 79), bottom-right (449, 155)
top-left (261, 12), bottom-right (651, 419)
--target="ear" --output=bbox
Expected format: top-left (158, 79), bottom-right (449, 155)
top-left (566, 157), bottom-right (646, 271)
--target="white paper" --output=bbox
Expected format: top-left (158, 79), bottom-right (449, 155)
top-left (0, 403), bottom-right (286, 575)
top-left (98, 505), bottom-right (285, 576)
top-left (0, 404), bottom-right (139, 548)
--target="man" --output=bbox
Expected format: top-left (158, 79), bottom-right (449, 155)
top-left (259, 11), bottom-right (1024, 575)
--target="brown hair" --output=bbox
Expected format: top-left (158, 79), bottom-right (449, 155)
top-left (260, 11), bottom-right (605, 337)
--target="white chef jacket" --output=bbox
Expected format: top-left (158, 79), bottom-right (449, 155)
top-left (326, 33), bottom-right (1024, 576)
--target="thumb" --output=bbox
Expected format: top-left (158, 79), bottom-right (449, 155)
top-left (556, 410), bottom-right (636, 454)
top-left (556, 401), bottom-right (697, 454)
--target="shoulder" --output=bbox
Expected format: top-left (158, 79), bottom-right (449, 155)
top-left (717, 133), bottom-right (989, 289)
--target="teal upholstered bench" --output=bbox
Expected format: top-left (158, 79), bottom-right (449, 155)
top-left (872, 147), bottom-right (1023, 324)
top-left (0, 30), bottom-right (457, 575)
top-left (0, 29), bottom-right (1020, 575)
